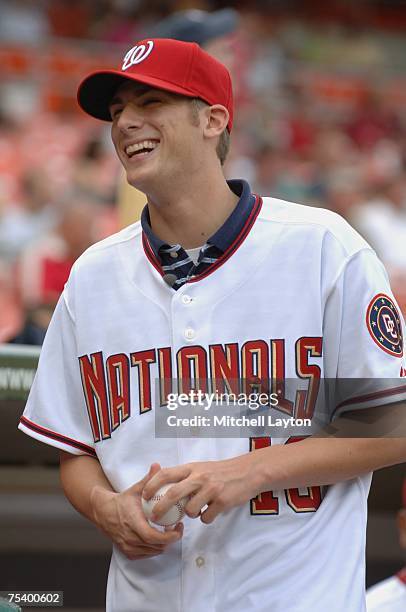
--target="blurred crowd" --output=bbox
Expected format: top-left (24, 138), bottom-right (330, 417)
top-left (1, 0), bottom-right (406, 343)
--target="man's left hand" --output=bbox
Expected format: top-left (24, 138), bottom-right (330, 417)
top-left (142, 454), bottom-right (262, 524)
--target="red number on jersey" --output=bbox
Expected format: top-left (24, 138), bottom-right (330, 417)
top-left (250, 437), bottom-right (323, 515)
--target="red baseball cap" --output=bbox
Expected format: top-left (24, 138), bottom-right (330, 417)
top-left (77, 38), bottom-right (234, 131)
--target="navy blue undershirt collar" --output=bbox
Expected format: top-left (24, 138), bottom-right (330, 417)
top-left (141, 179), bottom-right (255, 260)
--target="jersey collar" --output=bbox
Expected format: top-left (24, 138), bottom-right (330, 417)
top-left (141, 179), bottom-right (255, 260)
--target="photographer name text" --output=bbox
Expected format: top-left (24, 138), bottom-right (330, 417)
top-left (166, 414), bottom-right (311, 428)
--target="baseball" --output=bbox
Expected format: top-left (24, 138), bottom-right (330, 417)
top-left (142, 484), bottom-right (189, 526)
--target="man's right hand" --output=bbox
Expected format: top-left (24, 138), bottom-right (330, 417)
top-left (90, 463), bottom-right (184, 560)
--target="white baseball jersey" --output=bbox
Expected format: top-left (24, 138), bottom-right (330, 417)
top-left (366, 569), bottom-right (406, 611)
top-left (19, 196), bottom-right (406, 612)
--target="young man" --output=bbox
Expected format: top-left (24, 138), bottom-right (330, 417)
top-left (117, 8), bottom-right (239, 229)
top-left (19, 39), bottom-right (406, 612)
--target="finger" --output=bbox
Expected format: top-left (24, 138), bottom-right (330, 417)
top-left (184, 491), bottom-right (211, 519)
top-left (141, 463), bottom-right (163, 489)
top-left (184, 480), bottom-right (224, 519)
top-left (126, 463), bottom-right (162, 496)
top-left (147, 463), bottom-right (162, 480)
top-left (137, 513), bottom-right (184, 546)
top-left (164, 522), bottom-right (184, 535)
top-left (200, 502), bottom-right (220, 525)
top-left (142, 465), bottom-right (191, 500)
top-left (149, 479), bottom-right (199, 520)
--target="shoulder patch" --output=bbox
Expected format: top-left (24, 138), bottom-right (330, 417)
top-left (366, 293), bottom-right (403, 357)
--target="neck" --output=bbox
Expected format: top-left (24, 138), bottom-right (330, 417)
top-left (145, 170), bottom-right (239, 249)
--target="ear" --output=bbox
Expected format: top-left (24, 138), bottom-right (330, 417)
top-left (202, 104), bottom-right (229, 140)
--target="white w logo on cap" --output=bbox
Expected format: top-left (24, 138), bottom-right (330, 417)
top-left (122, 41), bottom-right (154, 71)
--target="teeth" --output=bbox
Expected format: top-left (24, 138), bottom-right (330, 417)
top-left (125, 140), bottom-right (158, 156)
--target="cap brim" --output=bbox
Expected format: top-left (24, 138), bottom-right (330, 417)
top-left (77, 70), bottom-right (199, 121)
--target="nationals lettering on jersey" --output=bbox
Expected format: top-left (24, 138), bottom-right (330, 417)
top-left (79, 336), bottom-right (322, 443)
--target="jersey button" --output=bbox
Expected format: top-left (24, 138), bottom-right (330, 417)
top-left (182, 295), bottom-right (192, 304)
top-left (184, 328), bottom-right (196, 340)
top-left (195, 556), bottom-right (205, 568)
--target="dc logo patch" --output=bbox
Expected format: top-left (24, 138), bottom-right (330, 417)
top-left (366, 293), bottom-right (403, 357)
top-left (122, 41), bottom-right (154, 71)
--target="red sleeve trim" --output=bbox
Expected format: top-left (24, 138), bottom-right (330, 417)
top-left (19, 416), bottom-right (97, 457)
top-left (333, 384), bottom-right (406, 416)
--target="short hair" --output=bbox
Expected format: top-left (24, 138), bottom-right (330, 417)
top-left (189, 98), bottom-right (230, 166)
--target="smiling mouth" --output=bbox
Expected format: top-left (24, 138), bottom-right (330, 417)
top-left (125, 140), bottom-right (159, 159)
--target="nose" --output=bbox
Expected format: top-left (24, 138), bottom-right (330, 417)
top-left (116, 103), bottom-right (144, 132)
